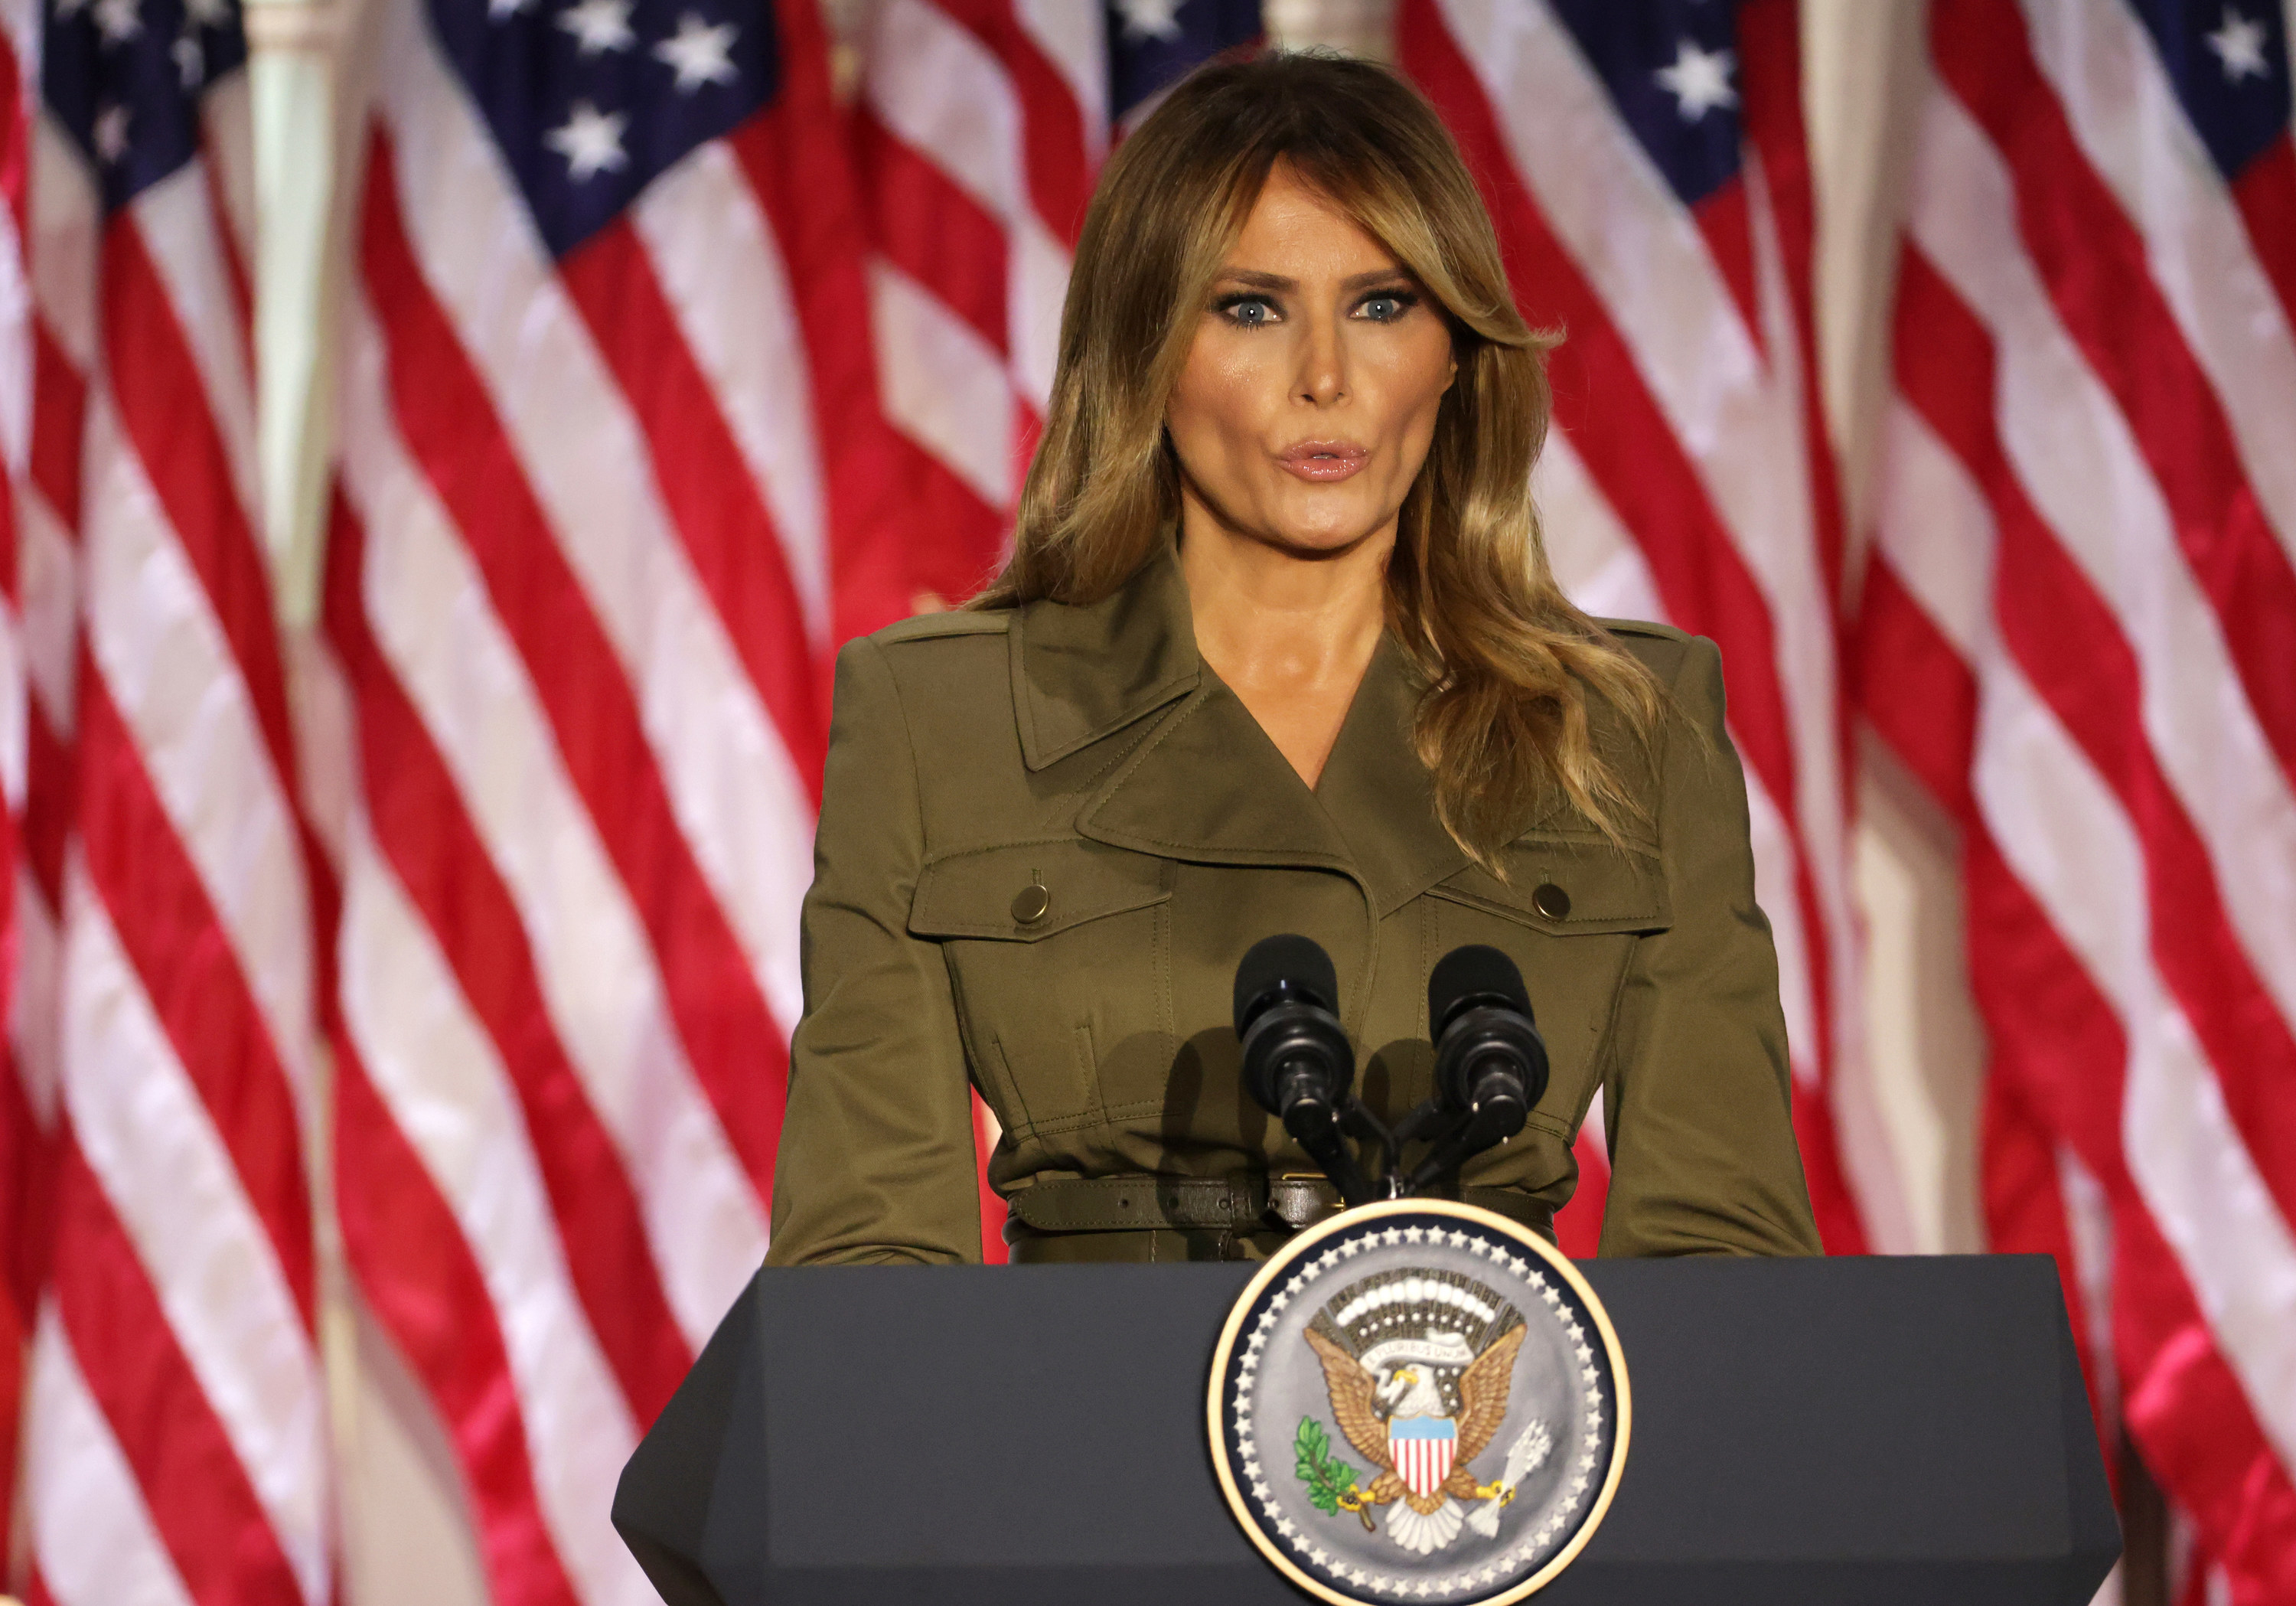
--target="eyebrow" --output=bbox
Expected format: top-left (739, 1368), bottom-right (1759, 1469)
top-left (1212, 266), bottom-right (1418, 292)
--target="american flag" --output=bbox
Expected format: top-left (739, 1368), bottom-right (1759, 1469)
top-left (0, 0), bottom-right (30, 1567)
top-left (855, 0), bottom-right (1259, 606)
top-left (853, 0), bottom-right (1257, 1262)
top-left (1858, 1), bottom-right (2296, 1598)
top-left (1397, 0), bottom-right (1886, 1257)
top-left (11, 0), bottom-right (331, 1600)
top-left (318, 0), bottom-right (907, 1600)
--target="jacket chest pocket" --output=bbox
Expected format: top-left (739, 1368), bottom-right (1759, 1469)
top-left (1424, 833), bottom-right (1670, 1138)
top-left (909, 839), bottom-right (1175, 1139)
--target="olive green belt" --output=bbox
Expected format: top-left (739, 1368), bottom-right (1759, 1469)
top-left (1005, 1174), bottom-right (1554, 1239)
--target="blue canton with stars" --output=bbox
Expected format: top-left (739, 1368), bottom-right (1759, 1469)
top-left (1548, 0), bottom-right (1743, 208)
top-left (44, 0), bottom-right (246, 214)
top-left (1107, 0), bottom-right (1259, 124)
top-left (431, 0), bottom-right (777, 261)
top-left (2124, 1), bottom-right (2291, 182)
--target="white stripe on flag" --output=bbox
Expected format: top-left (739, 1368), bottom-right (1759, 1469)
top-left (2017, 0), bottom-right (2296, 564)
top-left (58, 857), bottom-right (328, 1600)
top-left (130, 168), bottom-right (261, 524)
top-left (631, 139), bottom-right (833, 648)
top-left (869, 256), bottom-right (1017, 508)
top-left (342, 302), bottom-right (766, 1342)
top-left (338, 814), bottom-right (652, 1606)
top-left (24, 1304), bottom-right (201, 1606)
top-left (1972, 666), bottom-right (2296, 1467)
top-left (1911, 89), bottom-right (2296, 1028)
top-left (866, 0), bottom-right (1023, 222)
top-left (80, 389), bottom-right (315, 1091)
top-left (377, 18), bottom-right (820, 1040)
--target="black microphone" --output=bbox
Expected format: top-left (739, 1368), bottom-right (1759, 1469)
top-left (1404, 945), bottom-right (1549, 1192)
top-left (1234, 935), bottom-right (1376, 1206)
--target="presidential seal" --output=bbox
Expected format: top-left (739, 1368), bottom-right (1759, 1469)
top-left (1207, 1200), bottom-right (1628, 1606)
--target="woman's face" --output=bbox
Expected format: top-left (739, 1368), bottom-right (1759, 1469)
top-left (1166, 163), bottom-right (1456, 560)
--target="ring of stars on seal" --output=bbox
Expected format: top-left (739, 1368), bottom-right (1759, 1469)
top-left (1206, 1200), bottom-right (1629, 1606)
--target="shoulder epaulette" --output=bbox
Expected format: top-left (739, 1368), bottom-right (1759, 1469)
top-left (1591, 615), bottom-right (1691, 645)
top-left (874, 609), bottom-right (1014, 645)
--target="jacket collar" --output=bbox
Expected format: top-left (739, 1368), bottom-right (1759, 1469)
top-left (1012, 547), bottom-right (1471, 916)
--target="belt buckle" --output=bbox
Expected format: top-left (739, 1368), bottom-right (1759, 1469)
top-left (1267, 1173), bottom-right (1336, 1231)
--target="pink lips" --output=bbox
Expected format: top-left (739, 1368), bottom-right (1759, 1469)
top-left (1275, 439), bottom-right (1371, 482)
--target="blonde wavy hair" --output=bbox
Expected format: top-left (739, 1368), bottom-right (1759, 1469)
top-left (974, 51), bottom-right (1663, 863)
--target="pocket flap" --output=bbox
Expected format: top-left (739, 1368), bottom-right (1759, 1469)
top-left (910, 838), bottom-right (1173, 941)
top-left (1429, 834), bottom-right (1671, 935)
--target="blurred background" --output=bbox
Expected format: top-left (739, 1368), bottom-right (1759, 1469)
top-left (1, 1), bottom-right (2291, 1603)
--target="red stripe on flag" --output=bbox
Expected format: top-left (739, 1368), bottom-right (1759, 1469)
top-left (1851, 563), bottom-right (1977, 818)
top-left (99, 224), bottom-right (295, 786)
top-left (858, 116), bottom-right (1011, 351)
top-left (1689, 181), bottom-right (1760, 355)
top-left (24, 703), bottom-right (70, 912)
top-left (1896, 248), bottom-right (2296, 1229)
top-left (2231, 138), bottom-right (2296, 337)
top-left (559, 212), bottom-right (829, 780)
top-left (1737, 0), bottom-right (1849, 680)
top-left (324, 501), bottom-right (693, 1427)
top-left (360, 130), bottom-right (784, 1200)
top-left (333, 1045), bottom-right (583, 1606)
top-left (73, 664), bottom-right (316, 1324)
top-left (1932, 0), bottom-right (2296, 791)
top-left (1003, 11), bottom-right (1094, 247)
top-left (1965, 847), bottom-right (2296, 1604)
top-left (734, 2), bottom-right (919, 644)
top-left (29, 322), bottom-right (86, 534)
top-left (49, 1135), bottom-right (302, 1605)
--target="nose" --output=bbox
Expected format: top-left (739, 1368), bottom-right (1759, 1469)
top-left (1294, 305), bottom-right (1346, 407)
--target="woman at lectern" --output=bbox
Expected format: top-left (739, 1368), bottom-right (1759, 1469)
top-left (765, 53), bottom-right (1821, 1267)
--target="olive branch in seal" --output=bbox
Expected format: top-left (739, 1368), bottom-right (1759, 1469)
top-left (1293, 1417), bottom-right (1361, 1516)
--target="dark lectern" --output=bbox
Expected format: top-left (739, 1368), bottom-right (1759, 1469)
top-left (614, 1256), bottom-right (2117, 1605)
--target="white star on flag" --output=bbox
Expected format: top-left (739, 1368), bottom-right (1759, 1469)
top-left (654, 12), bottom-right (738, 93)
top-left (184, 0), bottom-right (229, 25)
top-left (488, 0), bottom-right (533, 18)
top-left (93, 102), bottom-right (131, 162)
top-left (2207, 8), bottom-right (2272, 81)
top-left (546, 101), bottom-right (629, 180)
top-left (93, 0), bottom-right (141, 44)
top-left (556, 0), bottom-right (634, 56)
top-left (1114, 0), bottom-right (1182, 42)
top-left (1655, 38), bottom-right (1739, 121)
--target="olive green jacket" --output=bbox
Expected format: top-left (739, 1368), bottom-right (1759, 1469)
top-left (765, 550), bottom-right (1821, 1265)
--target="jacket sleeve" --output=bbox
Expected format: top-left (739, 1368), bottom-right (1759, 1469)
top-left (763, 637), bottom-right (983, 1265)
top-left (1596, 635), bottom-right (1825, 1258)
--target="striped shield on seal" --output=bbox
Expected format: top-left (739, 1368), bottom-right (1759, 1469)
top-left (1389, 1415), bottom-right (1458, 1500)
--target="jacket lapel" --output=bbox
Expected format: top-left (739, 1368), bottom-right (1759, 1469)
top-left (1016, 545), bottom-right (1469, 903)
top-left (1009, 550), bottom-right (1202, 769)
top-left (1311, 638), bottom-right (1472, 916)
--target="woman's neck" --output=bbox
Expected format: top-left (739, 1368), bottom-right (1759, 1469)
top-left (1177, 498), bottom-right (1394, 790)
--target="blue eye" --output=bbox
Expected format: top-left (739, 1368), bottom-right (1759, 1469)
top-left (1219, 295), bottom-right (1278, 327)
top-left (1358, 291), bottom-right (1419, 322)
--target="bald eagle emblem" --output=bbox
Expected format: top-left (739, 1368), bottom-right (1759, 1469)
top-left (1299, 1269), bottom-right (1548, 1555)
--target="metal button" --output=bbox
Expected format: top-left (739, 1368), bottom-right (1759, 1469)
top-left (1532, 881), bottom-right (1571, 920)
top-left (1010, 883), bottom-right (1051, 925)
